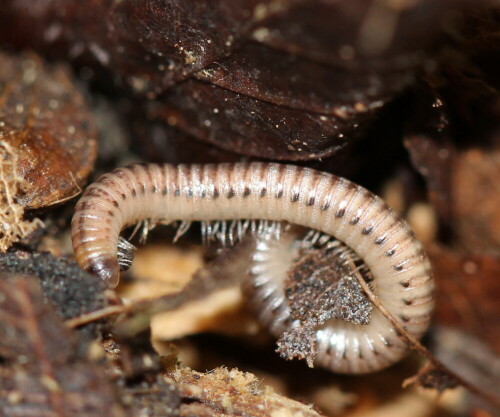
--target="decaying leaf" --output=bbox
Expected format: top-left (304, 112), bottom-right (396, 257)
top-left (195, 42), bottom-right (414, 114)
top-left (0, 0), bottom-right (260, 94)
top-left (150, 79), bottom-right (375, 160)
top-left (0, 51), bottom-right (97, 208)
top-left (0, 0), bottom-right (482, 161)
top-left (0, 274), bottom-right (130, 417)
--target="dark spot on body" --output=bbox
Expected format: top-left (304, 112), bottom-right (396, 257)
top-left (385, 249), bottom-right (396, 257)
top-left (162, 187), bottom-right (168, 196)
top-left (260, 187), bottom-right (267, 197)
top-left (187, 189), bottom-right (193, 197)
top-left (275, 189), bottom-right (283, 199)
top-left (291, 192), bottom-right (299, 203)
top-left (400, 281), bottom-right (410, 288)
top-left (152, 184), bottom-right (157, 193)
top-left (213, 188), bottom-right (220, 198)
top-left (88, 187), bottom-right (114, 203)
top-left (121, 193), bottom-right (126, 200)
top-left (335, 208), bottom-right (345, 218)
top-left (350, 217), bottom-right (360, 225)
top-left (321, 201), bottom-right (330, 211)
top-left (141, 183), bottom-right (146, 194)
top-left (374, 236), bottom-right (386, 244)
top-left (306, 196), bottom-right (315, 206)
top-left (112, 200), bottom-right (119, 208)
top-left (362, 226), bottom-right (373, 235)
top-left (227, 188), bottom-right (235, 199)
top-left (243, 187), bottom-right (251, 197)
top-left (394, 264), bottom-right (404, 271)
top-left (131, 189), bottom-right (137, 198)
top-left (403, 299), bottom-right (413, 305)
top-left (174, 189), bottom-right (181, 197)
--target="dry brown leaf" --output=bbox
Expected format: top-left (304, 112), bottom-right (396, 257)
top-left (0, 51), bottom-right (97, 208)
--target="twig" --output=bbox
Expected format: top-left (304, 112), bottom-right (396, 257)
top-left (353, 270), bottom-right (500, 408)
top-left (65, 305), bottom-right (126, 328)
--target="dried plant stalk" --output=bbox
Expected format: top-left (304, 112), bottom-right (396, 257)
top-left (0, 141), bottom-right (42, 251)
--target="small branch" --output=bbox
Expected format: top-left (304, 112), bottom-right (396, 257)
top-left (354, 272), bottom-right (500, 408)
top-left (65, 305), bottom-right (126, 328)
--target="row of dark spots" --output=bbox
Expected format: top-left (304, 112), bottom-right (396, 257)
top-left (111, 168), bottom-right (137, 198)
top-left (169, 179), bottom-right (258, 200)
top-left (82, 187), bottom-right (121, 217)
top-left (325, 343), bottom-right (382, 358)
top-left (111, 169), bottom-right (135, 197)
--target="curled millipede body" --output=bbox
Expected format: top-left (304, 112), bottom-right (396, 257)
top-left (246, 230), bottom-right (432, 373)
top-left (71, 162), bottom-right (435, 373)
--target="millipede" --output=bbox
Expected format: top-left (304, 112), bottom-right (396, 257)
top-left (71, 162), bottom-right (435, 373)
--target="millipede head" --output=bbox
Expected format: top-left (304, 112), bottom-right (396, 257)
top-left (85, 256), bottom-right (120, 288)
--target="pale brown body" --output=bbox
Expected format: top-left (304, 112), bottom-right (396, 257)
top-left (72, 162), bottom-right (434, 373)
